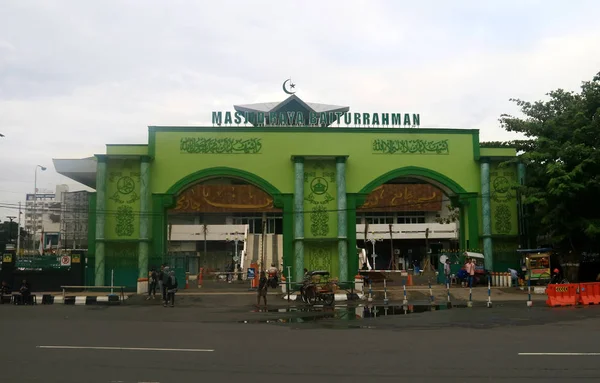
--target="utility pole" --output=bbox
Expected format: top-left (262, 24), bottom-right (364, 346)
top-left (17, 202), bottom-right (22, 255)
top-left (7, 216), bottom-right (16, 246)
top-left (32, 165), bottom-right (47, 252)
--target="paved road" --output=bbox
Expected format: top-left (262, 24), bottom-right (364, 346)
top-left (2, 297), bottom-right (600, 382)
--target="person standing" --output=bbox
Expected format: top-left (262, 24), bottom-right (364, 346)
top-left (147, 267), bottom-right (158, 300)
top-left (465, 259), bottom-right (475, 288)
top-left (444, 259), bottom-right (452, 285)
top-left (257, 271), bottom-right (268, 307)
top-left (165, 270), bottom-right (178, 308)
top-left (161, 265), bottom-right (170, 303)
top-left (267, 263), bottom-right (279, 288)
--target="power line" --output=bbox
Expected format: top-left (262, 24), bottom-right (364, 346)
top-left (0, 193), bottom-right (486, 218)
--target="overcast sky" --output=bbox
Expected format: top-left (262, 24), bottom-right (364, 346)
top-left (1, 0), bottom-right (600, 221)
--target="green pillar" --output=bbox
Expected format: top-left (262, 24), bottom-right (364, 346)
top-left (458, 193), bottom-right (479, 252)
top-left (94, 156), bottom-right (107, 286)
top-left (336, 157), bottom-right (348, 282)
top-left (480, 160), bottom-right (493, 270)
top-left (517, 162), bottom-right (527, 247)
top-left (459, 204), bottom-right (466, 251)
top-left (346, 194), bottom-right (358, 279)
top-left (138, 157), bottom-right (151, 278)
top-left (293, 157), bottom-right (304, 282)
top-left (277, 194), bottom-right (294, 278)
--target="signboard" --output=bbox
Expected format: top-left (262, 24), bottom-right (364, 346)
top-left (2, 254), bottom-right (12, 263)
top-left (26, 193), bottom-right (56, 201)
top-left (60, 255), bottom-right (72, 267)
top-left (212, 111), bottom-right (420, 128)
top-left (72, 254), bottom-right (81, 263)
top-left (247, 267), bottom-right (256, 280)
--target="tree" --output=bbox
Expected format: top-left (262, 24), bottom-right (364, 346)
top-left (0, 221), bottom-right (28, 249)
top-left (497, 72), bottom-right (600, 281)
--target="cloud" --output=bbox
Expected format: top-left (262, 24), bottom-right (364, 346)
top-left (1, 0), bottom-right (600, 219)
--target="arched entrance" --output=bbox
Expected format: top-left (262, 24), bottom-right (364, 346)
top-left (151, 167), bottom-right (287, 282)
top-left (352, 166), bottom-right (478, 277)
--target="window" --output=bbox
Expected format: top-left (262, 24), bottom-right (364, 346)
top-left (232, 213), bottom-right (283, 234)
top-left (397, 211), bottom-right (425, 224)
top-left (363, 213), bottom-right (395, 225)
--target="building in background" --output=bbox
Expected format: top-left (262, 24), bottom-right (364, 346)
top-left (60, 190), bottom-right (90, 250)
top-left (24, 184), bottom-right (69, 253)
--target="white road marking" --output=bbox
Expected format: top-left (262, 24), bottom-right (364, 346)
top-left (37, 346), bottom-right (213, 352)
top-left (519, 353), bottom-right (600, 356)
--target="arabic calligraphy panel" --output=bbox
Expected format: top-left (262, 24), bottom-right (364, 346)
top-left (358, 184), bottom-right (443, 212)
top-left (172, 184), bottom-right (280, 213)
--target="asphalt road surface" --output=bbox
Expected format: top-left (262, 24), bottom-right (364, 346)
top-left (1, 297), bottom-right (600, 383)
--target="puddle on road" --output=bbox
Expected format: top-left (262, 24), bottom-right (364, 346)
top-left (240, 303), bottom-right (467, 325)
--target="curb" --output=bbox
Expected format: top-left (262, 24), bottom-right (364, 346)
top-left (54, 295), bottom-right (128, 305)
top-left (4, 294), bottom-right (129, 305)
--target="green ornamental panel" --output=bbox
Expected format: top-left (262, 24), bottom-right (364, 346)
top-left (105, 159), bottom-right (142, 240)
top-left (304, 242), bottom-right (339, 277)
top-left (303, 160), bottom-right (337, 238)
top-left (492, 238), bottom-right (520, 271)
top-left (303, 160), bottom-right (338, 275)
top-left (490, 163), bottom-right (518, 236)
top-left (104, 242), bottom-right (138, 289)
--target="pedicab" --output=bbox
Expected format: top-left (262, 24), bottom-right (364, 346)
top-left (300, 270), bottom-right (336, 306)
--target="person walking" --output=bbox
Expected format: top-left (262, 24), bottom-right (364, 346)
top-left (165, 270), bottom-right (178, 308)
top-left (147, 267), bottom-right (158, 300)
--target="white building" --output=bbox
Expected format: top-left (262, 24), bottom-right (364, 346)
top-left (24, 184), bottom-right (69, 252)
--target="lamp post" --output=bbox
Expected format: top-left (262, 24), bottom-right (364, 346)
top-left (365, 231), bottom-right (384, 270)
top-left (32, 165), bottom-right (47, 252)
top-left (225, 231), bottom-right (245, 281)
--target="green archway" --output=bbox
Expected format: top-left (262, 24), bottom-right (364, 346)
top-left (359, 166), bottom-right (468, 196)
top-left (350, 166), bottom-right (478, 277)
top-left (166, 166), bottom-right (282, 197)
top-left (152, 167), bottom-right (288, 275)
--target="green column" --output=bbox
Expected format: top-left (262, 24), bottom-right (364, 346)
top-left (458, 193), bottom-right (479, 252)
top-left (94, 156), bottom-right (107, 286)
top-left (517, 162), bottom-right (526, 186)
top-left (346, 194), bottom-right (358, 279)
top-left (138, 157), bottom-right (151, 278)
top-left (480, 160), bottom-right (493, 270)
top-left (459, 204), bottom-right (466, 251)
top-left (517, 162), bottom-right (527, 247)
top-left (336, 157), bottom-right (348, 282)
top-left (293, 157), bottom-right (304, 282)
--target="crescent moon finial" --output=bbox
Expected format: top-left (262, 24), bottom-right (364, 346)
top-left (282, 78), bottom-right (296, 95)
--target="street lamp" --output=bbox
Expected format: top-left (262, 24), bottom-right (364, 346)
top-left (32, 165), bottom-right (47, 253)
top-left (366, 231), bottom-right (385, 270)
top-left (225, 231), bottom-right (245, 281)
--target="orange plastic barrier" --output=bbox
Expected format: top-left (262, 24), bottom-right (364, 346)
top-left (250, 263), bottom-right (259, 289)
top-left (546, 284), bottom-right (579, 307)
top-left (579, 282), bottom-right (600, 305)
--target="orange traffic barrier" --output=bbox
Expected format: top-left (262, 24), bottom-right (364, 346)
top-left (579, 282), bottom-right (600, 305)
top-left (198, 267), bottom-right (204, 288)
top-left (250, 262), bottom-right (259, 289)
top-left (407, 273), bottom-right (413, 286)
top-left (546, 283), bottom-right (579, 307)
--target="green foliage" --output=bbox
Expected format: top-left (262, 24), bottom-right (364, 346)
top-left (435, 204), bottom-right (460, 225)
top-left (499, 72), bottom-right (600, 253)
